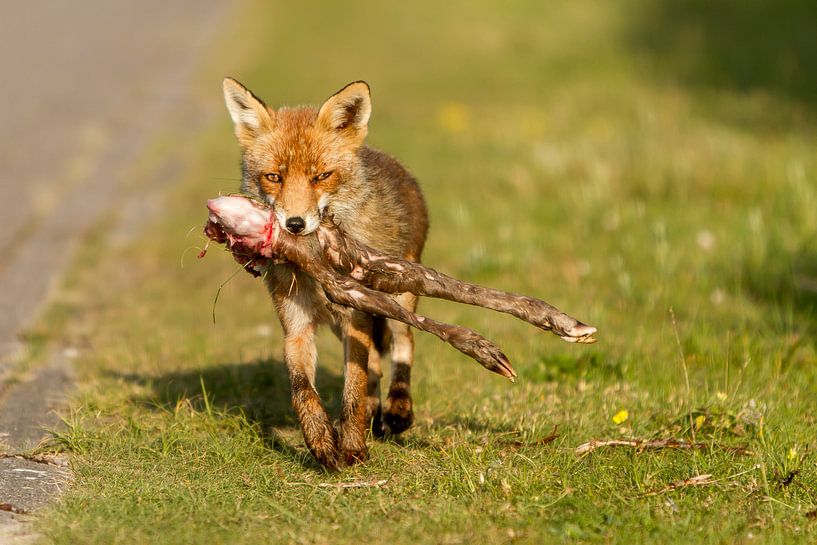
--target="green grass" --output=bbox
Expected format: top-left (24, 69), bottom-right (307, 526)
top-left (32, 0), bottom-right (817, 543)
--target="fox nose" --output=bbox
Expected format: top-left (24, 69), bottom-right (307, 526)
top-left (285, 216), bottom-right (306, 234)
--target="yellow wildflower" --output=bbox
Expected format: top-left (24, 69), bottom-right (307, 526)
top-left (612, 409), bottom-right (629, 425)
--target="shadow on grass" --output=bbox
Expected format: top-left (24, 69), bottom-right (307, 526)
top-left (113, 358), bottom-right (346, 467)
top-left (112, 359), bottom-right (446, 463)
top-left (630, 0), bottom-right (817, 116)
top-left (115, 358), bottom-right (341, 427)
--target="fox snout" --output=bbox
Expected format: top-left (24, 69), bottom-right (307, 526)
top-left (273, 207), bottom-right (321, 236)
top-left (274, 192), bottom-right (329, 235)
top-left (285, 216), bottom-right (306, 234)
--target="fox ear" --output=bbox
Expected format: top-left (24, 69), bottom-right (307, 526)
top-left (223, 78), bottom-right (272, 144)
top-left (317, 81), bottom-right (371, 145)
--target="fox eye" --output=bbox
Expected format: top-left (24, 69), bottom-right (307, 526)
top-left (264, 173), bottom-right (282, 183)
top-left (314, 171), bottom-right (333, 183)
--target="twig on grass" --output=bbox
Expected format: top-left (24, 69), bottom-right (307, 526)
top-left (641, 464), bottom-right (761, 498)
top-left (574, 438), bottom-right (749, 456)
top-left (286, 476), bottom-right (392, 490)
top-left (318, 479), bottom-right (389, 489)
top-left (641, 474), bottom-right (715, 497)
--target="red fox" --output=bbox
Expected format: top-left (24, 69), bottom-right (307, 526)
top-left (223, 78), bottom-right (429, 468)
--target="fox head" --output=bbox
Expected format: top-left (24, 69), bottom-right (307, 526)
top-left (222, 78), bottom-right (372, 235)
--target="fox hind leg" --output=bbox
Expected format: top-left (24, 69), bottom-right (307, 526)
top-left (366, 316), bottom-right (391, 438)
top-left (384, 292), bottom-right (417, 435)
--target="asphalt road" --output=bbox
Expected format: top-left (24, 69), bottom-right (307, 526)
top-left (0, 2), bottom-right (235, 538)
top-left (0, 0), bottom-right (232, 372)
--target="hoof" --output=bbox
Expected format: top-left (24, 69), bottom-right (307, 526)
top-left (560, 322), bottom-right (598, 344)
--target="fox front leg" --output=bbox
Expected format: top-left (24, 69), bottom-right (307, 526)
top-left (339, 310), bottom-right (374, 464)
top-left (272, 280), bottom-right (341, 470)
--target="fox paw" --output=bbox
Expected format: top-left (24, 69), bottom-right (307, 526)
top-left (384, 392), bottom-right (414, 435)
top-left (305, 420), bottom-right (341, 470)
top-left (310, 443), bottom-right (341, 471)
top-left (342, 447), bottom-right (369, 466)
